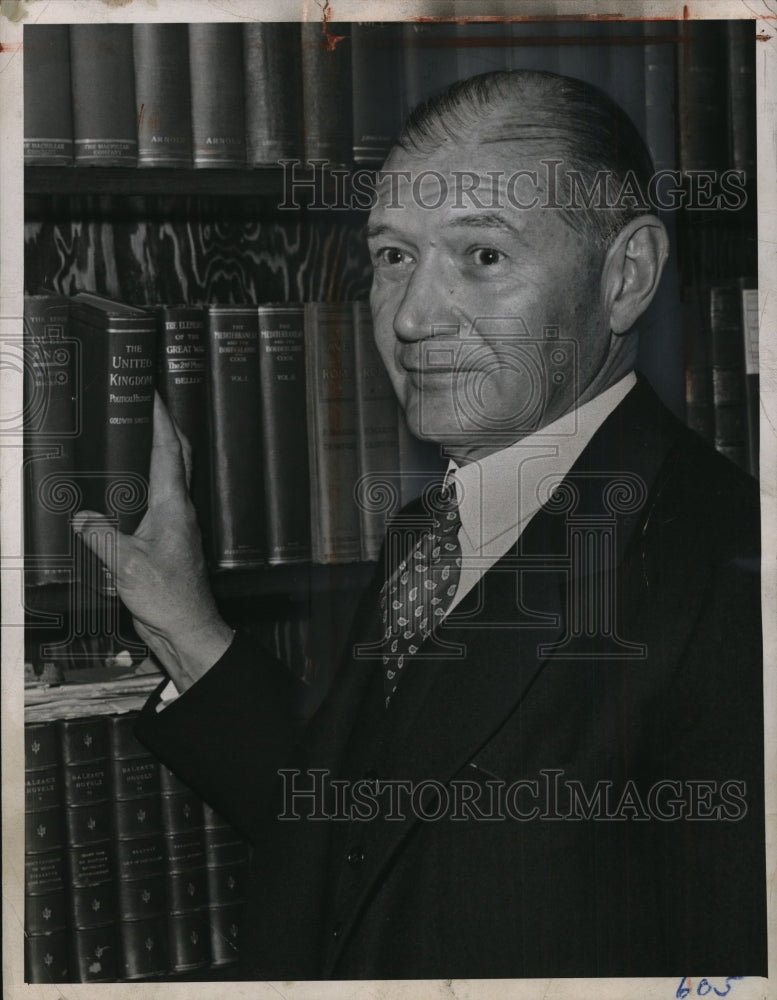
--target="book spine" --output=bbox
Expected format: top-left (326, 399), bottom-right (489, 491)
top-left (108, 712), bottom-right (168, 980)
top-left (133, 24), bottom-right (193, 168)
top-left (202, 803), bottom-right (249, 968)
top-left (157, 305), bottom-right (211, 546)
top-left (60, 716), bottom-right (118, 982)
top-left (71, 304), bottom-right (156, 535)
top-left (159, 767), bottom-right (211, 973)
top-left (740, 286), bottom-right (759, 478)
top-left (188, 23), bottom-right (246, 168)
top-left (69, 24), bottom-right (138, 166)
top-left (305, 303), bottom-right (361, 563)
top-left (25, 721), bottom-right (70, 983)
top-left (257, 305), bottom-right (311, 564)
top-left (401, 22), bottom-right (460, 115)
top-left (709, 285), bottom-right (748, 471)
top-left (243, 23), bottom-right (303, 165)
top-left (726, 20), bottom-right (756, 180)
top-left (351, 23), bottom-right (404, 164)
top-left (677, 21), bottom-right (729, 173)
top-left (353, 302), bottom-right (400, 560)
top-left (301, 22), bottom-right (353, 167)
top-left (23, 295), bottom-right (77, 586)
top-left (643, 22), bottom-right (677, 172)
top-left (206, 307), bottom-right (266, 569)
top-left (23, 24), bottom-right (74, 165)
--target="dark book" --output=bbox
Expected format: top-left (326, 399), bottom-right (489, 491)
top-left (709, 285), bottom-right (748, 470)
top-left (108, 713), bottom-right (168, 980)
top-left (257, 304), bottom-right (310, 565)
top-left (305, 302), bottom-right (361, 563)
top-left (23, 24), bottom-right (74, 165)
top-left (160, 767), bottom-right (211, 972)
top-left (643, 21), bottom-right (678, 172)
top-left (206, 306), bottom-right (266, 569)
top-left (353, 302), bottom-right (400, 561)
top-left (60, 716), bottom-right (118, 982)
top-left (133, 24), bottom-right (193, 167)
top-left (683, 289), bottom-right (714, 445)
top-left (677, 21), bottom-right (729, 173)
top-left (71, 293), bottom-right (156, 535)
top-left (69, 24), bottom-right (138, 166)
top-left (188, 23), bottom-right (246, 168)
top-left (243, 22), bottom-right (303, 165)
top-left (301, 21), bottom-right (353, 167)
top-left (156, 305), bottom-right (211, 547)
top-left (351, 23), bottom-right (405, 163)
top-left (203, 804), bottom-right (249, 967)
top-left (402, 22), bottom-right (460, 115)
top-left (25, 721), bottom-right (70, 983)
top-left (726, 19), bottom-right (756, 180)
top-left (23, 295), bottom-right (77, 586)
top-left (740, 285), bottom-right (759, 478)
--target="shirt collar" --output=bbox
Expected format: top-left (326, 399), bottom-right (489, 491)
top-left (447, 373), bottom-right (637, 554)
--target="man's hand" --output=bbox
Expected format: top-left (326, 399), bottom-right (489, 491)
top-left (72, 393), bottom-right (234, 693)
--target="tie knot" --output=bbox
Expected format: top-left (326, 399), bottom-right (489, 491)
top-left (430, 478), bottom-right (461, 537)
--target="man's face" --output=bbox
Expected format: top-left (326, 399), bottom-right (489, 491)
top-left (367, 140), bottom-right (613, 462)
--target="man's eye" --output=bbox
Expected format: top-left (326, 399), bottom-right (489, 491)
top-left (375, 247), bottom-right (412, 266)
top-left (472, 247), bottom-right (504, 266)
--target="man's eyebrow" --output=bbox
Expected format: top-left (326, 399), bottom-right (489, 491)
top-left (365, 222), bottom-right (397, 240)
top-left (445, 213), bottom-right (526, 239)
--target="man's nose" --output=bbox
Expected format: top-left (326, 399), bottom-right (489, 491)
top-left (392, 264), bottom-right (455, 342)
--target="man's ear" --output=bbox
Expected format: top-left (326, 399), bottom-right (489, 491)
top-left (602, 216), bottom-right (670, 334)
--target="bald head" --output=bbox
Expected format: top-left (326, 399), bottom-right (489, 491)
top-left (395, 70), bottom-right (656, 251)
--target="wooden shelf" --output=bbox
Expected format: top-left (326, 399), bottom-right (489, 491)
top-left (24, 165), bottom-right (367, 200)
top-left (24, 562), bottom-right (376, 617)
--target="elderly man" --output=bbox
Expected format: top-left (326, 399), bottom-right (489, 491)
top-left (75, 71), bottom-right (765, 979)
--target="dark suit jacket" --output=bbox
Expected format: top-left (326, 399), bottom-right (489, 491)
top-left (136, 376), bottom-right (767, 980)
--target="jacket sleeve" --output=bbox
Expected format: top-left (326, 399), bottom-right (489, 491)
top-left (134, 628), bottom-right (304, 840)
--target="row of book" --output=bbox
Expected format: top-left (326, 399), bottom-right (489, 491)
top-left (23, 293), bottom-right (442, 586)
top-left (25, 703), bottom-right (250, 982)
top-left (683, 282), bottom-right (759, 477)
top-left (24, 21), bottom-right (755, 176)
top-left (23, 21), bottom-right (402, 169)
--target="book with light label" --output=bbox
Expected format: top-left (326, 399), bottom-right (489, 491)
top-left (25, 721), bottom-right (70, 983)
top-left (189, 23), bottom-right (246, 167)
top-left (23, 294), bottom-right (78, 586)
top-left (23, 24), bottom-right (74, 165)
top-left (71, 294), bottom-right (156, 535)
top-left (305, 303), bottom-right (361, 563)
top-left (157, 305), bottom-right (211, 549)
top-left (133, 24), bottom-right (193, 167)
top-left (206, 306), bottom-right (266, 569)
top-left (243, 23), bottom-right (303, 165)
top-left (258, 305), bottom-right (310, 564)
top-left (69, 24), bottom-right (138, 166)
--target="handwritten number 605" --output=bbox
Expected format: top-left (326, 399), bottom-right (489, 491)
top-left (676, 977), bottom-right (743, 999)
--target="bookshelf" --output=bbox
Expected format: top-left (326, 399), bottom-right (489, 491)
top-left (22, 16), bottom-right (759, 985)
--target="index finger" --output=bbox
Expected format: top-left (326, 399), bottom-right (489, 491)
top-left (147, 391), bottom-right (189, 509)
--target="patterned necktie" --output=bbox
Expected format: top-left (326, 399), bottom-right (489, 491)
top-left (380, 478), bottom-right (462, 706)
